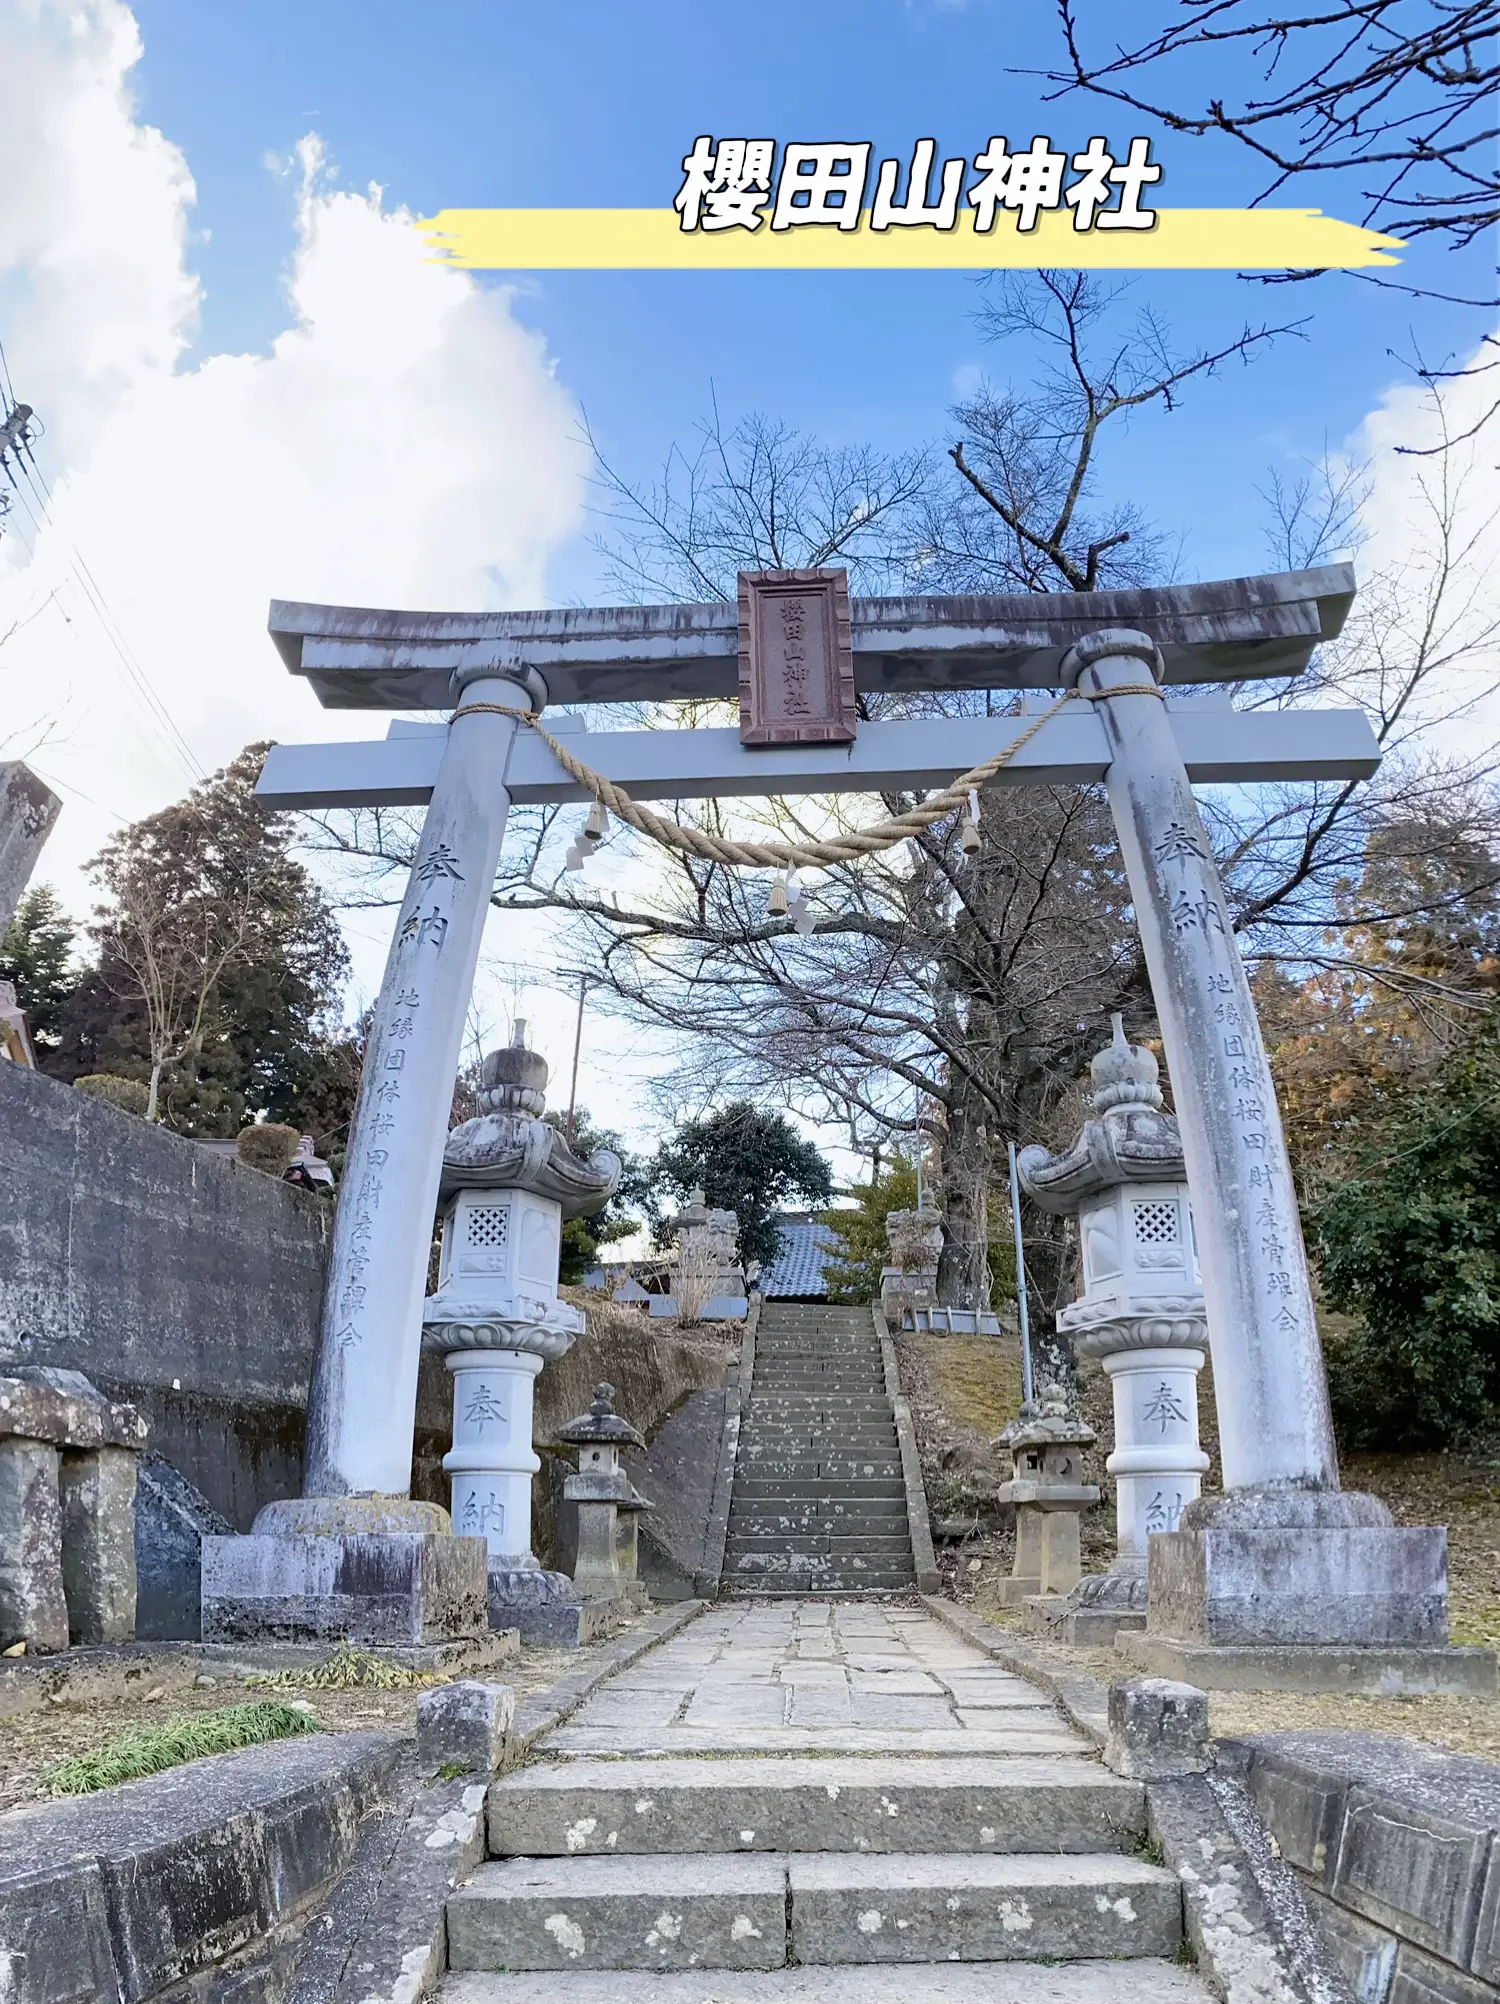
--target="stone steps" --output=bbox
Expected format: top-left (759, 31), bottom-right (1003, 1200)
top-left (445, 1851), bottom-right (1182, 1973)
top-left (441, 1960), bottom-right (1208, 2002)
top-left (723, 1302), bottom-right (917, 1597)
top-left (485, 1755), bottom-right (1145, 1857)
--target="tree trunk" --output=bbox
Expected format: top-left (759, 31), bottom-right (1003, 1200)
top-left (146, 1060), bottom-right (162, 1124)
top-left (936, 1071), bottom-right (993, 1309)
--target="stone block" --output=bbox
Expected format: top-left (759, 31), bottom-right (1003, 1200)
top-left (416, 1678), bottom-right (516, 1775)
top-left (1391, 1942), bottom-right (1500, 2004)
top-left (1472, 1835), bottom-right (1500, 1984)
top-left (1103, 1676), bottom-right (1210, 1779)
top-left (200, 1531), bottom-right (487, 1646)
top-left (0, 1368), bottom-right (147, 1452)
top-left (1333, 1786), bottom-right (1489, 1966)
top-left (0, 1437), bottom-right (68, 1653)
top-left (447, 1853), bottom-right (787, 1972)
top-left (59, 1447), bottom-right (138, 1645)
top-left (1300, 1881), bottom-right (1400, 2004)
top-left (1243, 1744), bottom-right (1348, 1884)
top-left (134, 1453), bottom-right (233, 1642)
top-left (1114, 1631), bottom-right (1496, 1697)
top-left (0, 1851), bottom-right (121, 2003)
top-left (1148, 1501), bottom-right (1449, 1648)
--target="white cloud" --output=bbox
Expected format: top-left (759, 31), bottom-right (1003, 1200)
top-left (0, 1), bottom-right (587, 895)
top-left (1349, 334), bottom-right (1500, 754)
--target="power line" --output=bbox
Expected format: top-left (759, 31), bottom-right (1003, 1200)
top-left (0, 366), bottom-right (205, 787)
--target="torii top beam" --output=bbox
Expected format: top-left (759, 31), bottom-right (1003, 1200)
top-left (268, 564), bottom-right (1355, 712)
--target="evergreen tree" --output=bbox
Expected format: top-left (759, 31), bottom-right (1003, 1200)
top-left (651, 1102), bottom-right (834, 1270)
top-left (0, 885), bottom-right (77, 1050)
top-left (52, 745), bottom-right (352, 1137)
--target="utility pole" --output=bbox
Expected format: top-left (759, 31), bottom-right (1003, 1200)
top-left (564, 974), bottom-right (590, 1143)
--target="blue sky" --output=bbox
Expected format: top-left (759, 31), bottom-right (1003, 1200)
top-left (130, 0), bottom-right (1492, 603)
top-left (3, 0), bottom-right (1492, 1157)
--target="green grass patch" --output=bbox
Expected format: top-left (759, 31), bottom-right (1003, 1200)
top-left (247, 1641), bottom-right (436, 1691)
top-left (42, 1701), bottom-right (318, 1797)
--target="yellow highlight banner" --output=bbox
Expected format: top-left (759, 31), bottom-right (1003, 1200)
top-left (417, 206), bottom-right (1403, 272)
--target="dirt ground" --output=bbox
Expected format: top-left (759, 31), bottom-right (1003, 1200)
top-left (897, 1326), bottom-right (1500, 1763)
top-left (0, 1614), bottom-right (654, 1816)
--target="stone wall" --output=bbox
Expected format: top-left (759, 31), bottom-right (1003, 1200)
top-left (0, 1061), bottom-right (329, 1530)
top-left (1231, 1729), bottom-right (1500, 2004)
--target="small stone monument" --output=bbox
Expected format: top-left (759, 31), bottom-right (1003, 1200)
top-left (0, 1369), bottom-right (150, 1652)
top-left (655, 1189), bottom-right (748, 1321)
top-left (1018, 1017), bottom-right (1210, 1642)
top-left (879, 1206), bottom-right (942, 1326)
top-left (558, 1384), bottom-right (645, 1603)
top-left (422, 1025), bottom-right (622, 1645)
top-left (993, 1386), bottom-right (1099, 1604)
top-left (614, 1484), bottom-right (654, 1600)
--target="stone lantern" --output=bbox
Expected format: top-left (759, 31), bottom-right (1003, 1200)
top-left (1017, 1016), bottom-right (1209, 1641)
top-left (879, 1206), bottom-right (943, 1326)
top-left (993, 1387), bottom-right (1099, 1602)
top-left (655, 1189), bottom-right (748, 1321)
top-left (557, 1383), bottom-right (645, 1601)
top-left (422, 1025), bottom-right (620, 1639)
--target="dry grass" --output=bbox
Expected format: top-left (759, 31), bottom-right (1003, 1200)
top-left (897, 1324), bottom-right (1500, 1761)
top-left (0, 1616), bottom-right (655, 1816)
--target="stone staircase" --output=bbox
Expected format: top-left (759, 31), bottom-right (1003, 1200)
top-left (435, 1601), bottom-right (1201, 2001)
top-left (723, 1303), bottom-right (917, 1595)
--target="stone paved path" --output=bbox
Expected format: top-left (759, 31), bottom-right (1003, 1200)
top-left (543, 1598), bottom-right (1084, 1755)
top-left (440, 1600), bottom-right (1215, 1999)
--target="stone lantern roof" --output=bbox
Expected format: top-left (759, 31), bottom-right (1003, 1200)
top-left (993, 1385), bottom-right (1097, 1458)
top-left (1017, 1016), bottom-right (1185, 1213)
top-left (557, 1383), bottom-right (646, 1451)
top-left (441, 1022), bottom-right (622, 1216)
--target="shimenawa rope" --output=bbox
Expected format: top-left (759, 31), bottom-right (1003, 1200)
top-left (452, 680), bottom-right (1163, 873)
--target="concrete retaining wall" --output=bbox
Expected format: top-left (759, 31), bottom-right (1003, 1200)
top-left (1230, 1729), bottom-right (1500, 2004)
top-left (0, 1062), bottom-right (329, 1530)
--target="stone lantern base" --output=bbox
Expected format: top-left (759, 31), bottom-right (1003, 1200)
top-left (1026, 1559), bottom-right (1150, 1646)
top-left (1113, 1490), bottom-right (1498, 1696)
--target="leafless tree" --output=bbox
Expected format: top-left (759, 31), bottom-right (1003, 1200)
top-left (306, 278), bottom-right (1499, 1312)
top-left (91, 855), bottom-right (262, 1122)
top-left (1041, 0), bottom-right (1500, 252)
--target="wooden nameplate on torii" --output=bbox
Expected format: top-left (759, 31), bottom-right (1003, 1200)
top-left (738, 568), bottom-right (858, 748)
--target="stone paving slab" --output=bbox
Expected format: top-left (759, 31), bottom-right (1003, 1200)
top-left (440, 1959), bottom-right (1216, 2002)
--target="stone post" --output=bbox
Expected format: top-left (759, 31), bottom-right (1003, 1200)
top-left (1061, 632), bottom-right (1335, 1494)
top-left (614, 1486), bottom-right (653, 1605)
top-left (0, 1440), bottom-right (68, 1653)
top-left (0, 761), bottom-right (61, 936)
top-left (560, 1385), bottom-right (644, 1602)
top-left (59, 1447), bottom-right (139, 1645)
top-left (299, 664), bottom-right (545, 1507)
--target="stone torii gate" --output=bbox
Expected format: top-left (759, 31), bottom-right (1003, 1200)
top-left (258, 564), bottom-right (1371, 1522)
top-left (239, 563), bottom-right (1471, 1675)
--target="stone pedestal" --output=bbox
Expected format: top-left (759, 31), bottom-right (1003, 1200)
top-left (445, 1348), bottom-right (545, 1561)
top-left (201, 1505), bottom-right (487, 1647)
top-left (59, 1446), bottom-right (138, 1645)
top-left (1114, 1491), bottom-right (1493, 1694)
